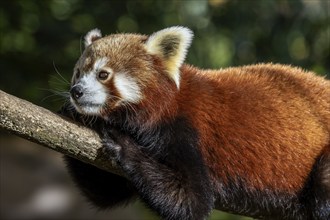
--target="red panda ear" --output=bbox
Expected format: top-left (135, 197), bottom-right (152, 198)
top-left (84, 29), bottom-right (102, 47)
top-left (145, 26), bottom-right (193, 88)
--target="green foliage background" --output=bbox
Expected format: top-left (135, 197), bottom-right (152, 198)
top-left (0, 0), bottom-right (328, 111)
top-left (0, 0), bottom-right (329, 219)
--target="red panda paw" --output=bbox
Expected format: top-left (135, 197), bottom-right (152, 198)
top-left (101, 129), bottom-right (143, 172)
top-left (101, 137), bottom-right (122, 161)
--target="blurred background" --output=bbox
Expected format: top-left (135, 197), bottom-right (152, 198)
top-left (0, 0), bottom-right (329, 219)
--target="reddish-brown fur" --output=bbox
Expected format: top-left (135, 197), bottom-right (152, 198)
top-left (134, 62), bottom-right (329, 193)
top-left (180, 64), bottom-right (329, 193)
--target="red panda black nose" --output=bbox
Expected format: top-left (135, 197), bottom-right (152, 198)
top-left (70, 85), bottom-right (84, 100)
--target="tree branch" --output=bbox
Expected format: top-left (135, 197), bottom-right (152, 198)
top-left (0, 89), bottom-right (123, 176)
top-left (1, 90), bottom-right (225, 211)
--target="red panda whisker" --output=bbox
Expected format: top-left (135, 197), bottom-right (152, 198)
top-left (52, 61), bottom-right (70, 85)
top-left (40, 89), bottom-right (70, 103)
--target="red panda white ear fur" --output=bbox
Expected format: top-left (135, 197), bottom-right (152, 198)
top-left (145, 26), bottom-right (193, 88)
top-left (84, 28), bottom-right (102, 47)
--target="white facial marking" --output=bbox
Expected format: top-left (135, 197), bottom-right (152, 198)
top-left (94, 57), bottom-right (109, 71)
top-left (72, 72), bottom-right (107, 115)
top-left (114, 72), bottom-right (142, 103)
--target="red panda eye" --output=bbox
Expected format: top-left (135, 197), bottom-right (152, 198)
top-left (98, 71), bottom-right (109, 80)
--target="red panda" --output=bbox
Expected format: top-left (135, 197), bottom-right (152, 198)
top-left (61, 26), bottom-right (330, 220)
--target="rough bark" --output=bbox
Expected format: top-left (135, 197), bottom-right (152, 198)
top-left (0, 89), bottom-right (123, 176)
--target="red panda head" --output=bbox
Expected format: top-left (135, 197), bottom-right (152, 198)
top-left (69, 27), bottom-right (193, 123)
